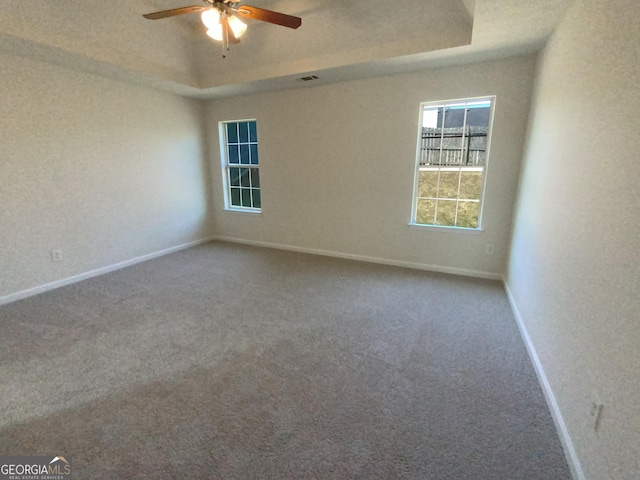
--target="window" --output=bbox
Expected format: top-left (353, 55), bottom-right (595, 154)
top-left (411, 97), bottom-right (494, 229)
top-left (220, 120), bottom-right (261, 211)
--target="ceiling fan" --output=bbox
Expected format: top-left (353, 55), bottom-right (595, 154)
top-left (143, 0), bottom-right (302, 53)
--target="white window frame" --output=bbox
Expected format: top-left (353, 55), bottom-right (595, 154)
top-left (219, 119), bottom-right (261, 213)
top-left (409, 96), bottom-right (496, 231)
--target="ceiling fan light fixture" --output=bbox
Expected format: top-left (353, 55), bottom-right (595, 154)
top-left (201, 8), bottom-right (221, 29)
top-left (206, 26), bottom-right (224, 41)
top-left (202, 8), bottom-right (246, 42)
top-left (228, 15), bottom-right (247, 38)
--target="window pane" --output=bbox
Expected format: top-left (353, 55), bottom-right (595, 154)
top-left (228, 145), bottom-right (239, 164)
top-left (435, 200), bottom-right (456, 226)
top-left (456, 201), bottom-right (480, 228)
top-left (250, 169), bottom-right (260, 188)
top-left (459, 170), bottom-right (483, 200)
top-left (466, 104), bottom-right (491, 127)
top-left (250, 144), bottom-right (259, 165)
top-left (226, 123), bottom-right (238, 143)
top-left (441, 138), bottom-right (464, 166)
top-left (468, 126), bottom-right (488, 167)
top-left (241, 188), bottom-right (252, 207)
top-left (239, 168), bottom-right (250, 187)
top-left (438, 170), bottom-right (460, 199)
top-left (240, 144), bottom-right (250, 164)
top-left (230, 187), bottom-right (241, 206)
top-left (229, 167), bottom-right (240, 186)
top-left (422, 107), bottom-right (439, 129)
top-left (416, 199), bottom-right (435, 224)
top-left (443, 106), bottom-right (465, 129)
top-left (252, 189), bottom-right (261, 208)
top-left (249, 121), bottom-right (257, 142)
top-left (421, 127), bottom-right (441, 166)
top-left (442, 106), bottom-right (464, 166)
top-left (418, 170), bottom-right (438, 198)
top-left (239, 122), bottom-right (249, 143)
top-left (467, 105), bottom-right (490, 167)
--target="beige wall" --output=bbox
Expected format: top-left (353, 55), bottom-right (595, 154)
top-left (0, 52), bottom-right (212, 299)
top-left (506, 0), bottom-right (640, 478)
top-left (206, 55), bottom-right (536, 278)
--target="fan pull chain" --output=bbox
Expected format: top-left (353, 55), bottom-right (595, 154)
top-left (221, 14), bottom-right (229, 58)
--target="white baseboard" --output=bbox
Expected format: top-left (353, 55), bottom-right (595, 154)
top-left (212, 235), bottom-right (502, 280)
top-left (503, 279), bottom-right (586, 480)
top-left (1, 235), bottom-right (499, 306)
top-left (0, 236), bottom-right (215, 306)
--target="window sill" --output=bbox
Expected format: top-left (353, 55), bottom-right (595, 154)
top-left (225, 207), bottom-right (262, 214)
top-left (407, 223), bottom-right (484, 235)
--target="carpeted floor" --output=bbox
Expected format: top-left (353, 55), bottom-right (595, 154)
top-left (0, 241), bottom-right (571, 479)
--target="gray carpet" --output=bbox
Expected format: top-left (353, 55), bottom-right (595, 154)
top-left (0, 241), bottom-right (571, 479)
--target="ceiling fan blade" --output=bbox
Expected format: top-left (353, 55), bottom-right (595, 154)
top-left (233, 5), bottom-right (302, 29)
top-left (143, 6), bottom-right (205, 20)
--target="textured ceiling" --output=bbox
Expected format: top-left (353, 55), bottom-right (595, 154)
top-left (0, 0), bottom-right (572, 99)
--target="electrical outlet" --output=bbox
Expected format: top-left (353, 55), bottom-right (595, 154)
top-left (485, 244), bottom-right (494, 255)
top-left (590, 402), bottom-right (604, 431)
top-left (50, 249), bottom-right (63, 262)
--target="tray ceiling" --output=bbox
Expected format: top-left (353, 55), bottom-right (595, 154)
top-left (0, 0), bottom-right (572, 98)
